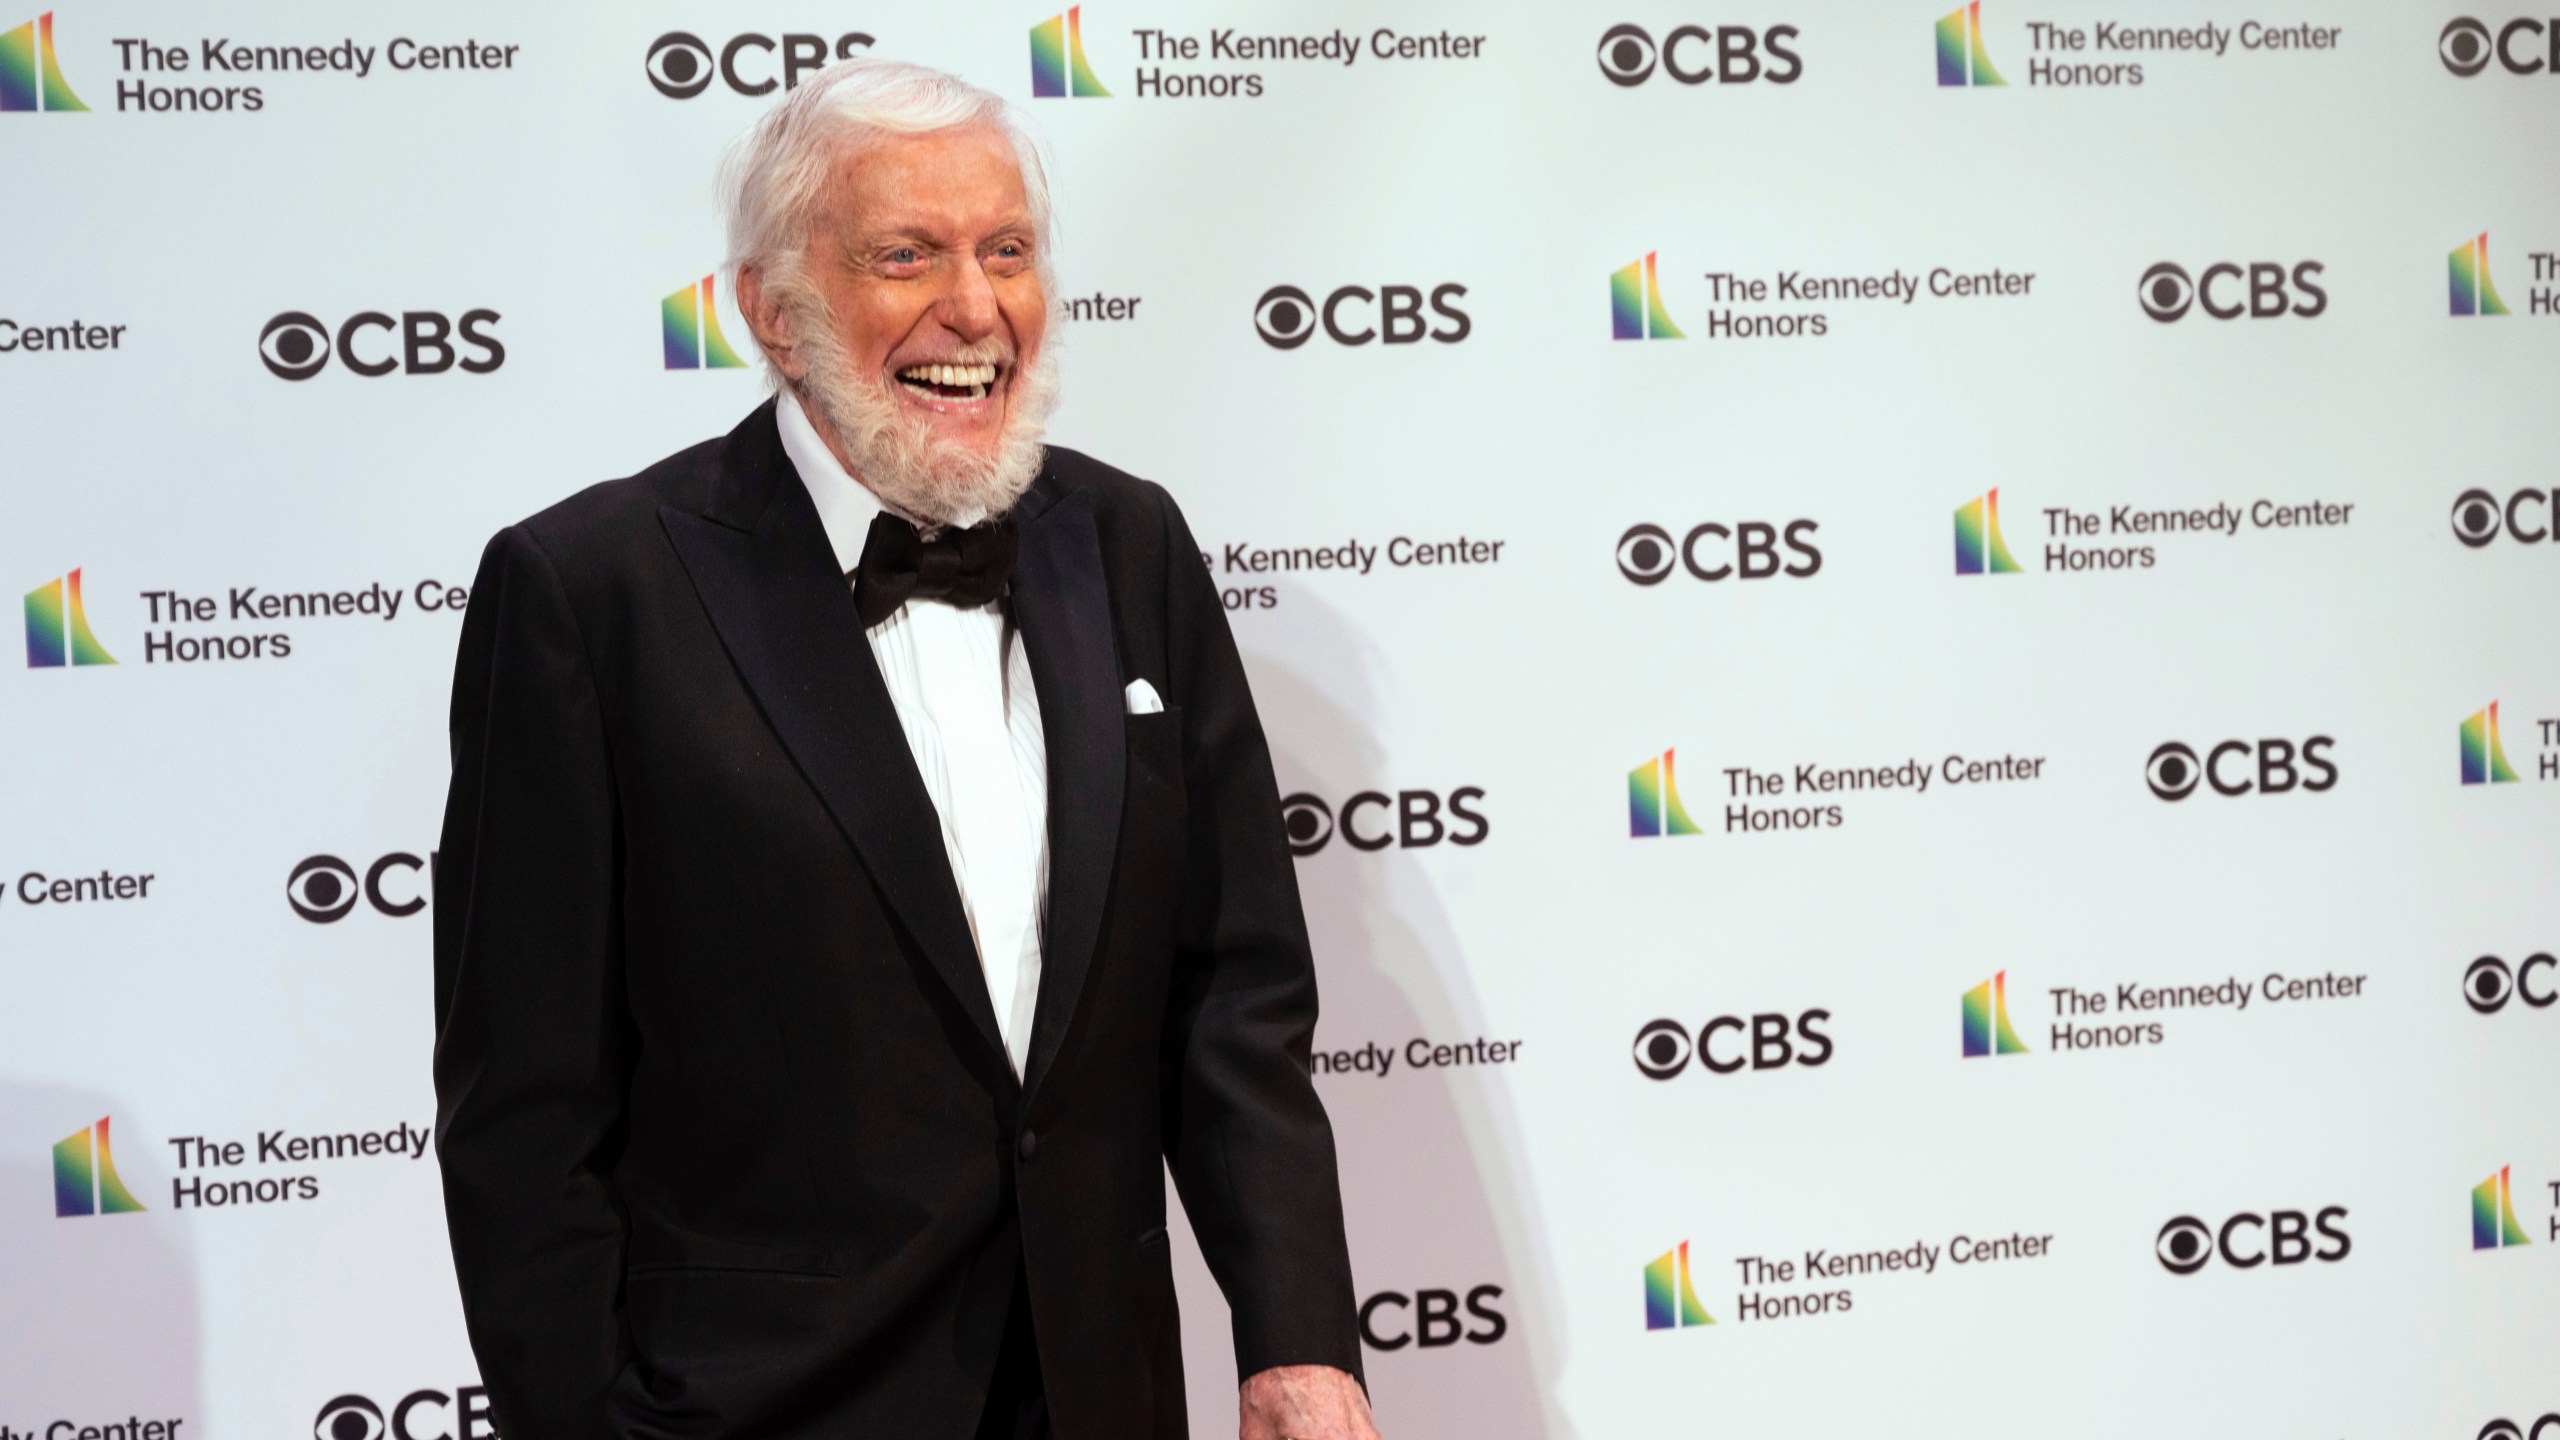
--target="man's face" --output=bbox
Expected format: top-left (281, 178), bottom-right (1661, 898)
top-left (798, 125), bottom-right (1048, 465)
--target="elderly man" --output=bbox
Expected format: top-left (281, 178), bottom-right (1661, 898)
top-left (431, 58), bottom-right (1378, 1440)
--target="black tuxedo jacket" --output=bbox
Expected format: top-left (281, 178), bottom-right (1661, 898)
top-left (431, 400), bottom-right (1360, 1439)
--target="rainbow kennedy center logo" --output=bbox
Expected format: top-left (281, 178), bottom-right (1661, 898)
top-left (2461, 702), bottom-right (2522, 786)
top-left (1953, 490), bottom-right (2023, 575)
top-left (2474, 1166), bottom-right (2531, 1250)
top-left (662, 274), bottom-right (746, 370)
top-left (1635, 742), bottom-right (2046, 837)
top-left (1030, 10), bottom-right (1484, 101)
top-left (33, 567), bottom-right (464, 667)
top-left (2450, 233), bottom-right (2509, 318)
top-left (55, 1117), bottom-right (144, 1217)
top-left (1615, 248), bottom-right (2033, 342)
top-left (1030, 7), bottom-right (1110, 97)
top-left (1962, 972), bottom-right (2029, 1057)
top-left (1940, 7), bottom-right (2339, 89)
top-left (1628, 749), bottom-right (1702, 838)
top-left (1644, 1241), bottom-right (1715, 1329)
top-left (1610, 254), bottom-right (1683, 341)
top-left (1935, 2), bottom-right (2004, 86)
top-left (25, 568), bottom-right (116, 667)
top-left (1, 11), bottom-right (86, 111)
top-left (1968, 488), bottom-right (2355, 574)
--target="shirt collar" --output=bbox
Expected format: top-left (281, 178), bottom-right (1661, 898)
top-left (776, 389), bottom-right (883, 575)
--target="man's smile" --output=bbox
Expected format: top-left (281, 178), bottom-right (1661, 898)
top-left (894, 359), bottom-right (1004, 405)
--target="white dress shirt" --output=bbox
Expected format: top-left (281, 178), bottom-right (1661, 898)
top-left (777, 392), bottom-right (1050, 1077)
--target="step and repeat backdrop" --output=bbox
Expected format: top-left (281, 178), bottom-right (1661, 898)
top-left (4, 0), bottom-right (2557, 1435)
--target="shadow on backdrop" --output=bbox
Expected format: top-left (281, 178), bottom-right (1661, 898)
top-left (1166, 592), bottom-right (1569, 1438)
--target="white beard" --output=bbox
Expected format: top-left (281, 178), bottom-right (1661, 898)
top-left (784, 294), bottom-right (1060, 529)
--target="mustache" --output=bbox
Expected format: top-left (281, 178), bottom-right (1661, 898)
top-left (893, 339), bottom-right (1016, 368)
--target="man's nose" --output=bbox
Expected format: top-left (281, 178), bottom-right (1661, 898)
top-left (936, 255), bottom-right (1001, 340)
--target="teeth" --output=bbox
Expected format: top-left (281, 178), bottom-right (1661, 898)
top-left (900, 362), bottom-right (999, 389)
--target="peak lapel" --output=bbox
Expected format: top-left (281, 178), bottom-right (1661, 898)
top-left (1011, 481), bottom-right (1125, 1100)
top-left (658, 411), bottom-right (1010, 1069)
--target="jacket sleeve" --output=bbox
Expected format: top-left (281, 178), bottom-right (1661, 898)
top-left (433, 524), bottom-right (632, 1438)
top-left (1150, 489), bottom-right (1365, 1385)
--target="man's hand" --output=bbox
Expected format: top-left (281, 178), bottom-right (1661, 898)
top-left (1239, 1364), bottom-right (1380, 1440)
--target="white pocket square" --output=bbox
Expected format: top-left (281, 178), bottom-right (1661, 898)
top-left (1124, 678), bottom-right (1164, 715)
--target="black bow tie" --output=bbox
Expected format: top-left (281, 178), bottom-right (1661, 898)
top-left (851, 510), bottom-right (1018, 626)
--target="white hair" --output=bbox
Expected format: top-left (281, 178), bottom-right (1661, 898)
top-left (717, 57), bottom-right (1062, 527)
top-left (719, 57), bottom-right (1054, 335)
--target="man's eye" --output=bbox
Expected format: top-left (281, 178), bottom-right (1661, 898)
top-left (887, 248), bottom-right (920, 264)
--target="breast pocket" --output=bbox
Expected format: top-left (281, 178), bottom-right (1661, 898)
top-left (1118, 705), bottom-right (1187, 890)
top-left (1124, 706), bottom-right (1182, 791)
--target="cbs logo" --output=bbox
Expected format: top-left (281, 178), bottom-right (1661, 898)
top-left (646, 30), bottom-right (875, 98)
top-left (1357, 1285), bottom-right (1506, 1350)
top-left (314, 1388), bottom-right (494, 1440)
top-left (1632, 1011), bottom-right (1833, 1079)
top-left (260, 311), bottom-right (504, 380)
top-left (289, 853), bottom-right (434, 923)
top-left (2465, 954), bottom-right (2557, 1013)
top-left (2137, 262), bottom-right (2327, 322)
top-left (1252, 284), bottom-right (1470, 349)
top-left (1616, 521), bottom-right (1822, 584)
top-left (2145, 738), bottom-right (2337, 801)
top-left (2154, 1208), bottom-right (2349, 1273)
top-left (1595, 23), bottom-right (1803, 85)
top-left (2440, 17), bottom-right (2560, 75)
top-left (2454, 487), bottom-right (2560, 546)
top-left (1281, 789), bottom-right (1488, 856)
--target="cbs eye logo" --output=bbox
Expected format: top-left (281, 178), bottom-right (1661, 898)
top-left (1615, 521), bottom-right (1822, 584)
top-left (1595, 23), bottom-right (1802, 85)
top-left (2442, 18), bottom-right (2496, 74)
top-left (1633, 1018), bottom-right (1691, 1078)
top-left (2466, 953), bottom-right (2556, 1013)
top-left (1587, 22), bottom-right (1812, 84)
top-left (1598, 24), bottom-right (1659, 82)
top-left (1252, 284), bottom-right (1470, 349)
top-left (259, 310), bottom-right (504, 380)
top-left (315, 1388), bottom-right (493, 1440)
top-left (2145, 743), bottom-right (2201, 798)
top-left (2438, 16), bottom-right (2559, 76)
top-left (1617, 524), bottom-right (1676, 584)
top-left (2137, 262), bottom-right (2327, 322)
top-left (1280, 793), bottom-right (1335, 854)
top-left (315, 1396), bottom-right (384, 1440)
top-left (2453, 487), bottom-right (2559, 546)
top-left (1631, 1011), bottom-right (1832, 1078)
top-left (289, 853), bottom-right (432, 923)
top-left (261, 313), bottom-right (331, 379)
top-left (1253, 286), bottom-right (1319, 349)
top-left (1280, 789), bottom-right (1488, 855)
top-left (2153, 1215), bottom-right (2214, 1273)
top-left (646, 30), bottom-right (876, 98)
top-left (2154, 1208), bottom-right (2349, 1273)
top-left (2145, 738), bottom-right (2337, 800)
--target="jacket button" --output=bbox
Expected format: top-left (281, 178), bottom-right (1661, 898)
top-left (1017, 1130), bottom-right (1038, 1162)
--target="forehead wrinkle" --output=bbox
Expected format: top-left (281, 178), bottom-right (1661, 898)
top-left (815, 129), bottom-right (1032, 244)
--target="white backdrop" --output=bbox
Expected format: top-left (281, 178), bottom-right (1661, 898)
top-left (5, 1), bottom-right (2558, 1435)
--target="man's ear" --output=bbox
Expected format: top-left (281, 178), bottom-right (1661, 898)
top-left (736, 265), bottom-right (802, 381)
